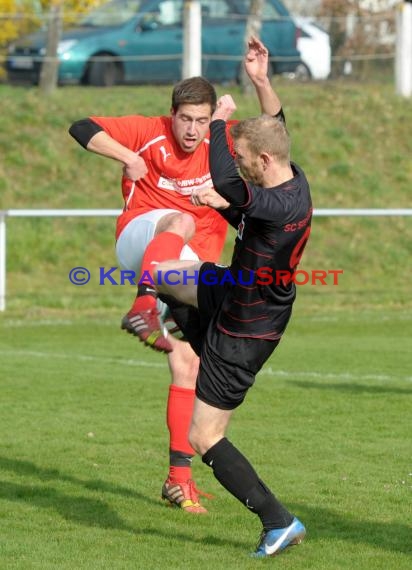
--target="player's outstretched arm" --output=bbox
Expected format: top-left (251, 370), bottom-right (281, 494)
top-left (86, 131), bottom-right (148, 181)
top-left (244, 36), bottom-right (282, 117)
top-left (69, 119), bottom-right (147, 181)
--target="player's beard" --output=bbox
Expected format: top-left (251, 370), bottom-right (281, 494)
top-left (241, 160), bottom-right (264, 186)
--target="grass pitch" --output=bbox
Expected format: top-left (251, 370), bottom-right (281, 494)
top-left (0, 307), bottom-right (410, 569)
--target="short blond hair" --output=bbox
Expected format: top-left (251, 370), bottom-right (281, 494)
top-left (230, 114), bottom-right (290, 164)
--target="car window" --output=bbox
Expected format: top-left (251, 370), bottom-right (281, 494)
top-left (261, 3), bottom-right (281, 20)
top-left (157, 0), bottom-right (182, 25)
top-left (235, 0), bottom-right (281, 20)
top-left (154, 0), bottom-right (233, 26)
top-left (153, 1), bottom-right (271, 24)
top-left (79, 0), bottom-right (144, 27)
top-left (199, 0), bottom-right (231, 18)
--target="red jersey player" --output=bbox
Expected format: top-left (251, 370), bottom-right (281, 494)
top-left (69, 37), bottom-right (283, 514)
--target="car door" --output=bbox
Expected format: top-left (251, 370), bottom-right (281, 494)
top-left (127, 0), bottom-right (243, 84)
top-left (200, 0), bottom-right (300, 81)
top-left (224, 0), bottom-right (300, 75)
top-left (200, 0), bottom-right (245, 82)
top-left (258, 0), bottom-right (300, 74)
top-left (124, 0), bottom-right (184, 83)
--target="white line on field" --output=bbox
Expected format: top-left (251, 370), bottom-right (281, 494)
top-left (0, 349), bottom-right (167, 369)
top-left (262, 367), bottom-right (412, 382)
top-left (300, 313), bottom-right (412, 323)
top-left (0, 349), bottom-right (410, 382)
top-left (2, 319), bottom-right (110, 327)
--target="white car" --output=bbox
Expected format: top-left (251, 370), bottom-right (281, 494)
top-left (293, 17), bottom-right (331, 80)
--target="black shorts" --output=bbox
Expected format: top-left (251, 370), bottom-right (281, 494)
top-left (196, 263), bottom-right (279, 410)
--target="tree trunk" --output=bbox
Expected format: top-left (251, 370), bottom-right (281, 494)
top-left (240, 0), bottom-right (264, 94)
top-left (39, 3), bottom-right (62, 95)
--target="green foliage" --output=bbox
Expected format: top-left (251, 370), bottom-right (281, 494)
top-left (0, 1), bottom-right (106, 81)
top-left (0, 1), bottom-right (41, 49)
top-left (0, 0), bottom-right (106, 47)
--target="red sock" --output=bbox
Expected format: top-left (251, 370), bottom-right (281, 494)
top-left (167, 385), bottom-right (196, 482)
top-left (139, 232), bottom-right (184, 286)
top-left (169, 465), bottom-right (192, 483)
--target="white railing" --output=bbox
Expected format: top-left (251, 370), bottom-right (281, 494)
top-left (1, 207), bottom-right (412, 311)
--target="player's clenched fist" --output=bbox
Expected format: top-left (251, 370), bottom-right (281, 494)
top-left (212, 95), bottom-right (237, 123)
top-left (123, 155), bottom-right (148, 181)
top-left (191, 187), bottom-right (230, 210)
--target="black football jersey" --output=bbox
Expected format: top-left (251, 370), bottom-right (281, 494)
top-left (209, 120), bottom-right (312, 339)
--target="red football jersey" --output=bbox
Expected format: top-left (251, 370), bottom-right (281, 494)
top-left (91, 114), bottom-right (235, 262)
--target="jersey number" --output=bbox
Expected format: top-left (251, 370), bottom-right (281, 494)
top-left (237, 214), bottom-right (246, 240)
top-left (289, 226), bottom-right (311, 271)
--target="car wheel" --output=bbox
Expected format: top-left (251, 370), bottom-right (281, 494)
top-left (87, 55), bottom-right (123, 87)
top-left (293, 63), bottom-right (312, 81)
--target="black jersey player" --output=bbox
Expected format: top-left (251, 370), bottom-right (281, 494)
top-left (154, 88), bottom-right (312, 558)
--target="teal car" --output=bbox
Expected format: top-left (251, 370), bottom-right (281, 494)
top-left (6, 0), bottom-right (301, 86)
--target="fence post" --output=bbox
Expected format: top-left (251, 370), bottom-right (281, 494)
top-left (0, 211), bottom-right (6, 312)
top-left (395, 1), bottom-right (412, 97)
top-left (182, 0), bottom-right (202, 78)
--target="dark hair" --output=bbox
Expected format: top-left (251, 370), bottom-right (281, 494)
top-left (171, 76), bottom-right (217, 113)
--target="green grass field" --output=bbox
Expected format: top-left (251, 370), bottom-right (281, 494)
top-left (0, 307), bottom-right (411, 569)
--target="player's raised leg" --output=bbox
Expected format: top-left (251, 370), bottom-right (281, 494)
top-left (118, 211), bottom-right (196, 353)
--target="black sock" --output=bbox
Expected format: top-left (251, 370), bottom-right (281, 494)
top-left (202, 437), bottom-right (293, 530)
top-left (169, 450), bottom-right (194, 468)
top-left (138, 284), bottom-right (157, 297)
